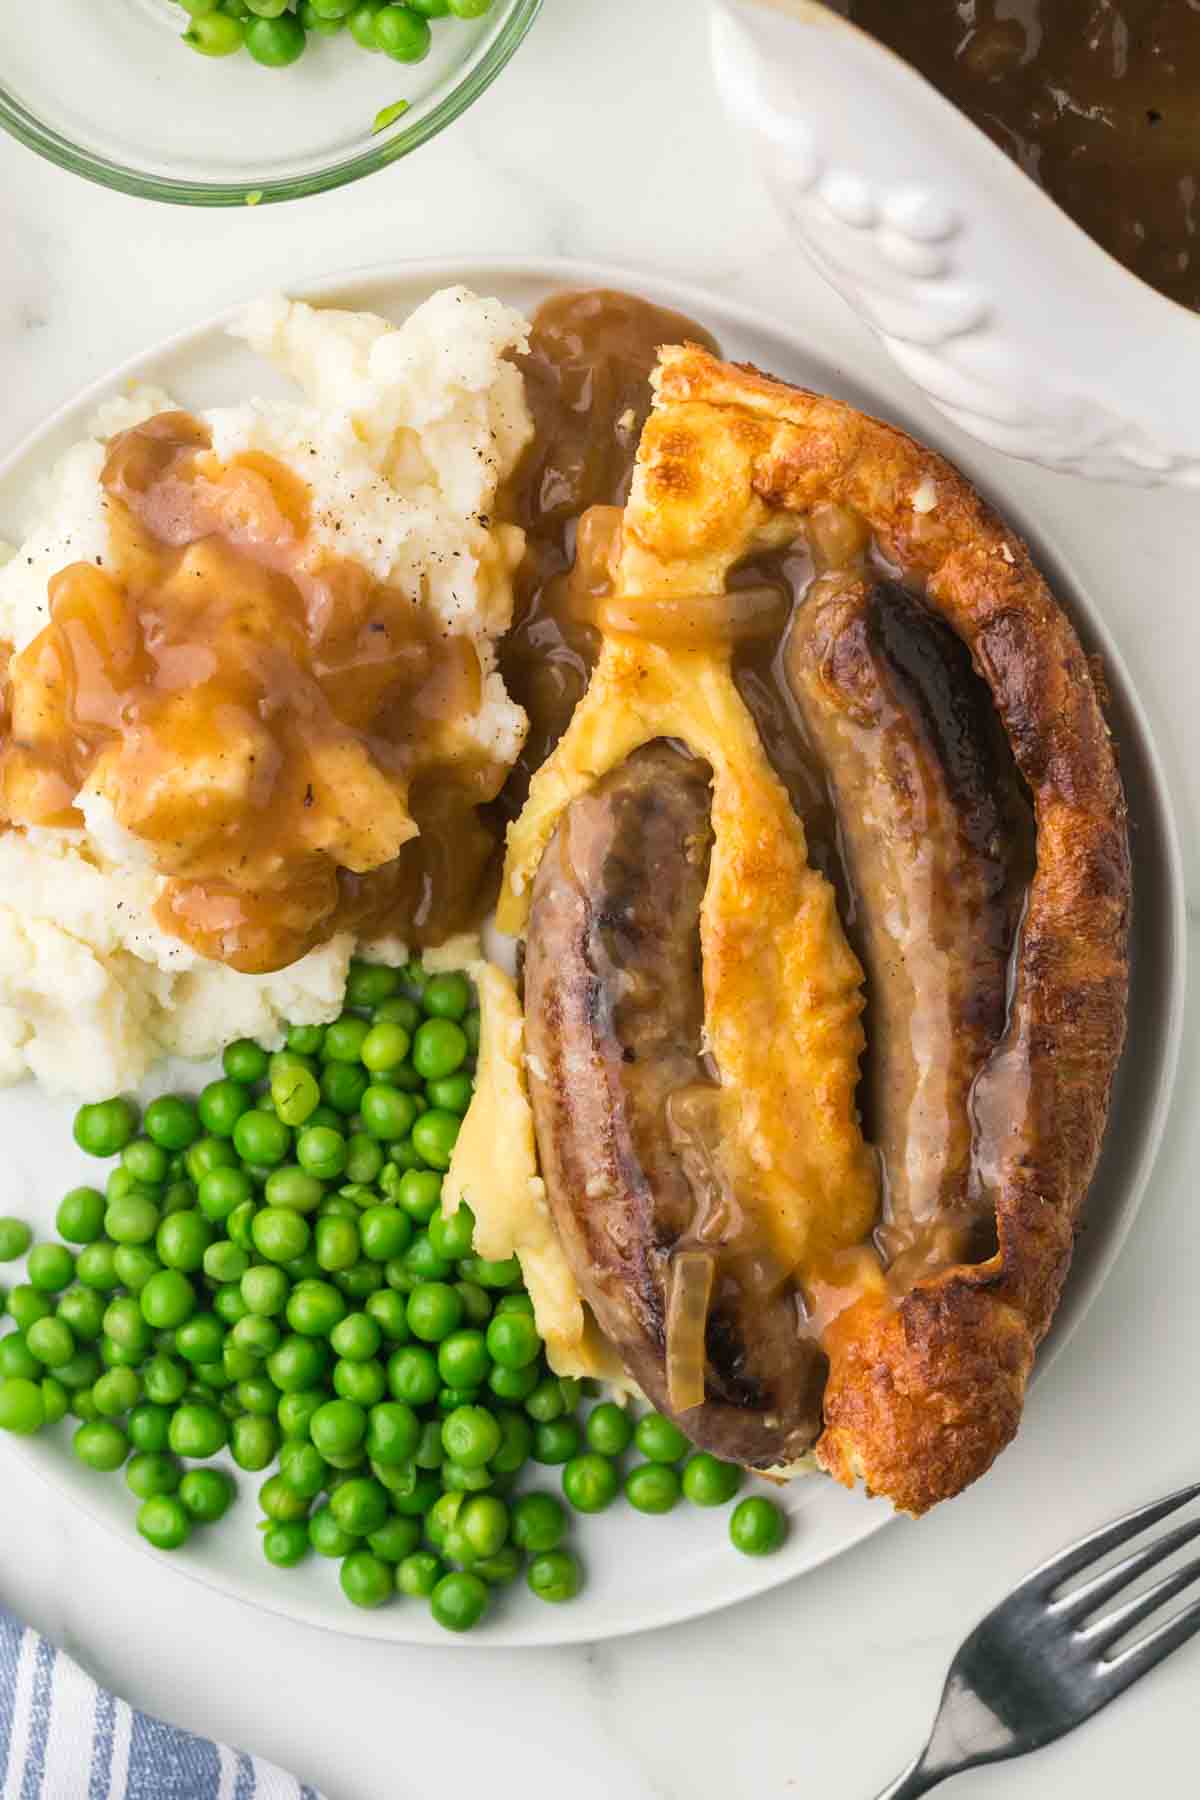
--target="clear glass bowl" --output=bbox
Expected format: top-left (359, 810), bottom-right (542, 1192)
top-left (0, 0), bottom-right (541, 206)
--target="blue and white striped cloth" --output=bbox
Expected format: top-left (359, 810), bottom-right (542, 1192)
top-left (0, 1610), bottom-right (324, 1800)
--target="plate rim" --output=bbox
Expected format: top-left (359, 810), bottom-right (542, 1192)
top-left (0, 253), bottom-right (1187, 1649)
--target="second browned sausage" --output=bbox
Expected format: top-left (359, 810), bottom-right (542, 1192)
top-left (785, 574), bottom-right (1032, 1284)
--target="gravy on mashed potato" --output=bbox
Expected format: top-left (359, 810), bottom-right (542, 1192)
top-left (1, 411), bottom-right (513, 975)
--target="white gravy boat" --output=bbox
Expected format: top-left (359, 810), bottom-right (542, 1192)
top-left (711, 0), bottom-right (1200, 488)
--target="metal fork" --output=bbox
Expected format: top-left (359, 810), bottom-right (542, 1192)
top-left (876, 1482), bottom-right (1200, 1797)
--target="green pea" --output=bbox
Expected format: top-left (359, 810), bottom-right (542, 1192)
top-left (137, 1494), bottom-right (192, 1549)
top-left (75, 1243), bottom-right (121, 1293)
top-left (347, 0), bottom-right (383, 47)
top-left (296, 1126), bottom-right (347, 1181)
top-left (484, 1309), bottom-right (539, 1372)
top-left (196, 1079), bottom-right (250, 1140)
top-left (233, 1108), bottom-right (291, 1167)
top-left (624, 1462), bottom-right (682, 1515)
top-left (101, 1297), bottom-right (151, 1357)
top-left (231, 1414), bottom-right (280, 1472)
top-left (334, 1262), bottom-right (383, 1302)
top-left (421, 972), bottom-right (471, 1020)
top-left (0, 1219), bottom-right (30, 1265)
top-left (252, 1208), bottom-right (310, 1265)
top-left (265, 1166), bottom-right (324, 1215)
top-left (183, 10), bottom-right (245, 51)
top-left (386, 1344), bottom-right (439, 1406)
top-left (73, 1098), bottom-right (138, 1159)
top-left (169, 1402), bottom-right (227, 1459)
top-left (257, 1519), bottom-right (307, 1566)
top-left (105, 1196), bottom-right (160, 1247)
top-left (459, 1253), bottom-right (522, 1291)
top-left (52, 1290), bottom-right (103, 1347)
top-left (0, 1377), bottom-right (45, 1434)
top-left (436, 1329), bottom-right (489, 1389)
top-left (175, 1312), bottom-right (225, 1365)
top-left (128, 1403), bottom-right (172, 1453)
top-left (359, 1086), bottom-right (417, 1143)
top-left (585, 1401), bottom-right (633, 1456)
top-left (424, 1073), bottom-right (473, 1115)
top-left (55, 1188), bottom-right (106, 1245)
top-left (7, 1287), bottom-right (50, 1333)
top-left (525, 1377), bottom-right (566, 1426)
top-left (92, 1366), bottom-right (140, 1416)
top-left (138, 1270), bottom-right (196, 1332)
top-left (330, 1476), bottom-right (390, 1538)
top-left (729, 1494), bottom-right (787, 1555)
top-left (430, 1569), bottom-right (488, 1632)
top-left (682, 1453), bottom-right (743, 1508)
top-left (360, 1021), bottom-right (411, 1072)
top-left (142, 1354), bottom-right (188, 1406)
top-left (329, 1312), bottom-right (381, 1363)
top-left (223, 1038), bottom-right (269, 1083)
top-left (440, 1404), bottom-right (500, 1470)
top-left (393, 1549), bottom-right (438, 1597)
top-left (308, 1505), bottom-right (355, 1557)
top-left (186, 1137), bottom-right (238, 1184)
top-left (39, 1378), bottom-right (68, 1426)
top-left (403, 1234), bottom-right (452, 1283)
top-left (488, 1409), bottom-right (532, 1477)
top-left (121, 1137), bottom-right (170, 1187)
top-left (365, 1288), bottom-right (410, 1341)
top-left (310, 1398), bottom-right (367, 1459)
top-left (286, 1279), bottom-right (347, 1338)
top-left (277, 1388), bottom-right (324, 1441)
top-left (488, 1361), bottom-right (540, 1403)
top-left (451, 1493), bottom-right (508, 1560)
top-left (179, 1467), bottom-right (234, 1523)
top-left (267, 1335), bottom-right (329, 1394)
top-left (197, 1166), bottom-right (254, 1224)
top-left (406, 1282), bottom-right (462, 1344)
top-left (411, 1110), bottom-right (460, 1171)
top-left (241, 1265), bottom-right (290, 1317)
top-left (357, 1206), bottom-right (411, 1265)
top-left (411, 1019), bottom-right (467, 1082)
top-left (337, 1548), bottom-right (390, 1608)
top-left (531, 1416), bottom-right (583, 1466)
top-left (363, 1513), bottom-right (419, 1563)
top-left (364, 1399), bottom-right (420, 1466)
top-left (561, 1452), bottom-right (619, 1514)
top-left (395, 1169), bottom-right (442, 1224)
top-left (527, 1548), bottom-right (581, 1604)
top-left (408, 0), bottom-right (450, 15)
top-left (634, 1412), bottom-right (690, 1464)
top-left (126, 1451), bottom-right (181, 1500)
top-left (315, 1217), bottom-right (360, 1274)
top-left (74, 1418), bottom-right (128, 1471)
top-left (453, 1281), bottom-right (491, 1328)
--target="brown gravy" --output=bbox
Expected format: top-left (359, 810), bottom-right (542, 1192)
top-left (0, 412), bottom-right (505, 973)
top-left (832, 0), bottom-right (1200, 311)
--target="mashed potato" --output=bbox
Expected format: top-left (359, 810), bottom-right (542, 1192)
top-left (0, 289), bottom-right (533, 1098)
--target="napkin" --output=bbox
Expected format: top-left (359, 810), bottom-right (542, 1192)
top-left (0, 1608), bottom-right (324, 1800)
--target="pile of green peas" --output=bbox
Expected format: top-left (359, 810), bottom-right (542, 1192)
top-left (174, 0), bottom-right (495, 69)
top-left (0, 957), bottom-right (787, 1629)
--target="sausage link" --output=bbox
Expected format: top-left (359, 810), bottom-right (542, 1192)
top-left (785, 575), bottom-right (1031, 1283)
top-left (523, 740), bottom-right (826, 1468)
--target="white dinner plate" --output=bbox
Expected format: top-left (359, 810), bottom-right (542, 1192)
top-left (0, 258), bottom-right (1186, 1647)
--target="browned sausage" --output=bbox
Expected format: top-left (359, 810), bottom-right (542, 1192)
top-left (523, 740), bottom-right (825, 1469)
top-left (785, 574), bottom-right (1032, 1284)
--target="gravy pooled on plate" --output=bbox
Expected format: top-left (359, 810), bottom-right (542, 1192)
top-left (833, 0), bottom-right (1200, 310)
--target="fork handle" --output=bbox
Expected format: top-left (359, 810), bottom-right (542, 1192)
top-left (874, 1753), bottom-right (945, 1800)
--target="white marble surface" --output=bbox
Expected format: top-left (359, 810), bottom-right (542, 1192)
top-left (2, 3), bottom-right (1199, 1796)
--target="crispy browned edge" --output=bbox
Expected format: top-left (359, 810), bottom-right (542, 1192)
top-left (641, 345), bottom-right (1132, 1514)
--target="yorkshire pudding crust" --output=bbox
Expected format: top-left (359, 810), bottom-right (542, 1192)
top-left (624, 346), bottom-right (1131, 1515)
